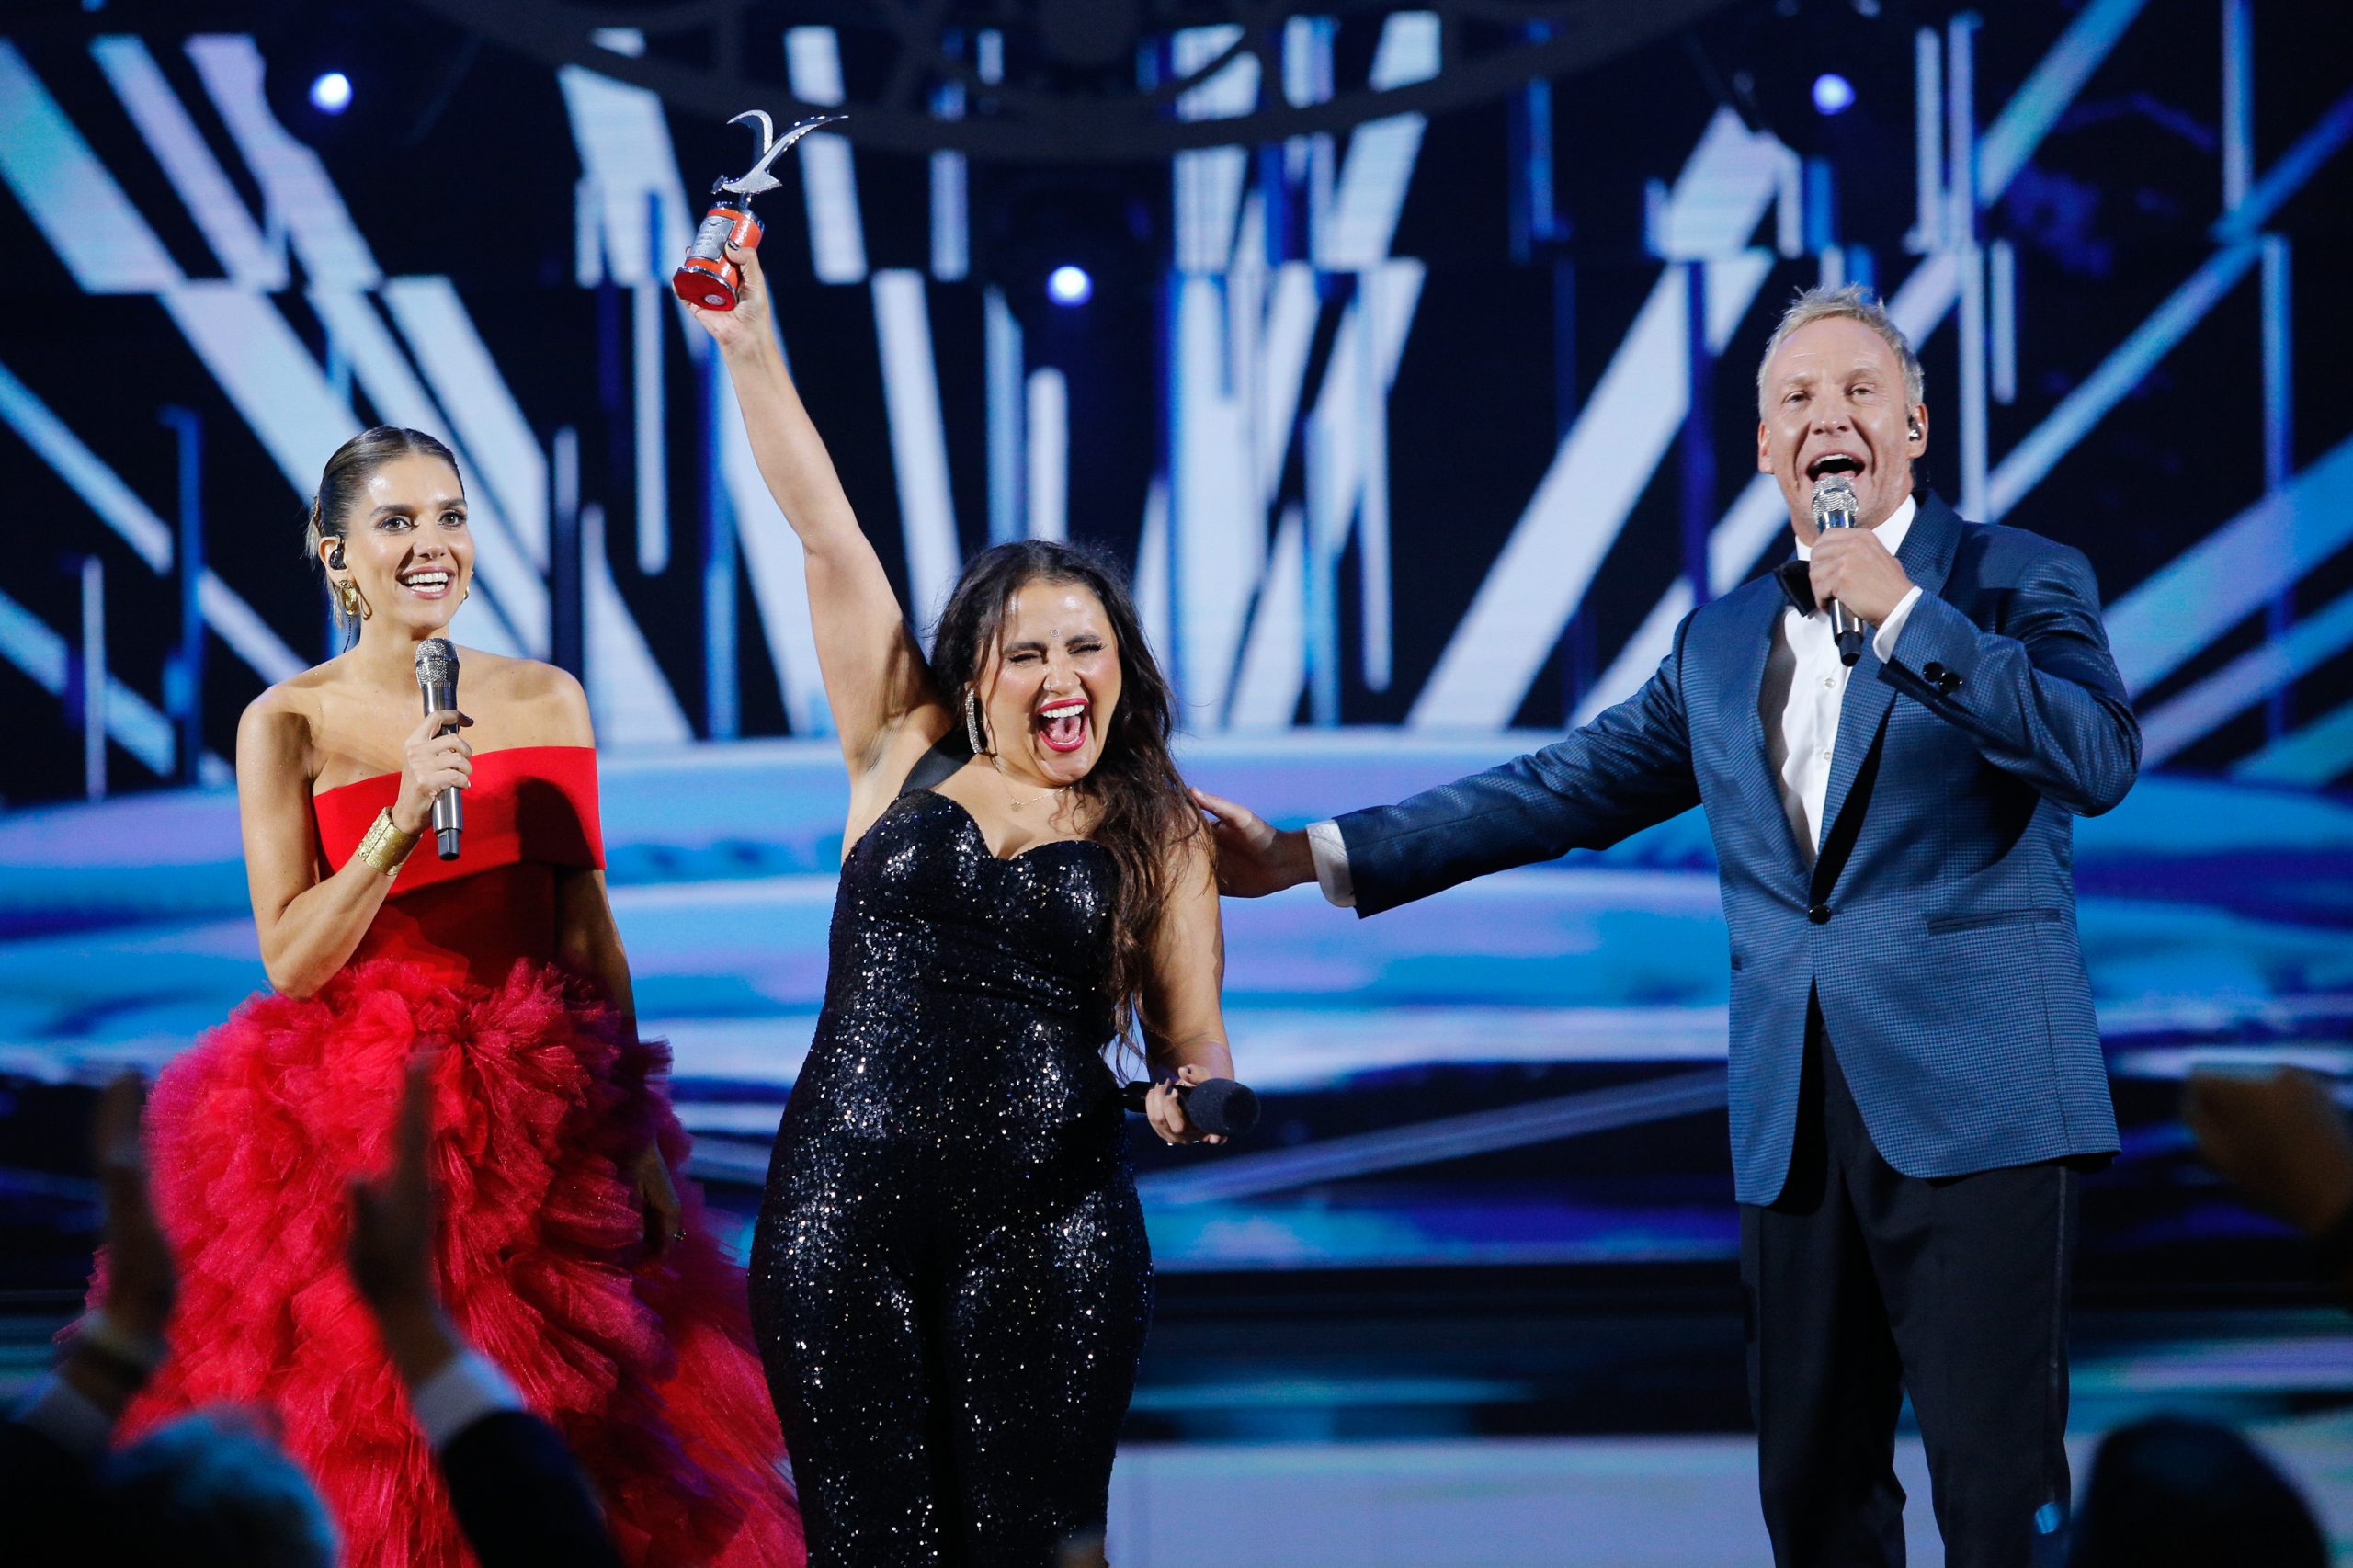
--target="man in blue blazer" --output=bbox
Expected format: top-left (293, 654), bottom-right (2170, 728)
top-left (1201, 284), bottom-right (2139, 1568)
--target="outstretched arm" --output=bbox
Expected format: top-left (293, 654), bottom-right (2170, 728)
top-left (692, 243), bottom-right (949, 790)
top-left (1199, 617), bottom-right (1702, 915)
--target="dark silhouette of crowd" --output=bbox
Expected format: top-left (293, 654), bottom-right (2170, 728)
top-left (2, 1060), bottom-right (627, 1568)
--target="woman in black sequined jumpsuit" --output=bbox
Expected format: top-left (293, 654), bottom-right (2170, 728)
top-left (693, 242), bottom-right (1234, 1566)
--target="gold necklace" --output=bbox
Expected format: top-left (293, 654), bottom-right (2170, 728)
top-left (991, 756), bottom-right (1069, 812)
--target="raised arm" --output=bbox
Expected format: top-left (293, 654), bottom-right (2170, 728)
top-left (1137, 828), bottom-right (1236, 1146)
top-left (690, 243), bottom-right (948, 787)
top-left (239, 690), bottom-right (472, 997)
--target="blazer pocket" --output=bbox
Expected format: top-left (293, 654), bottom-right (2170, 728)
top-left (1923, 905), bottom-right (2064, 935)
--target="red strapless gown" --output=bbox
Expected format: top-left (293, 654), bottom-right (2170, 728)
top-left (106, 745), bottom-right (804, 1568)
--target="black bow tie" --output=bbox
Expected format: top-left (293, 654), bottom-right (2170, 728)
top-left (1776, 559), bottom-right (1817, 618)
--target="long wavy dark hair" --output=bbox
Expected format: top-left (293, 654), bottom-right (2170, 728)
top-left (928, 540), bottom-right (1199, 1046)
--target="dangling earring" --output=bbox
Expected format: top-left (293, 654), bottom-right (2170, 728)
top-left (964, 687), bottom-right (989, 755)
top-left (335, 578), bottom-right (371, 621)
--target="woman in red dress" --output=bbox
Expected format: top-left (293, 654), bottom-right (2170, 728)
top-left (106, 426), bottom-right (804, 1567)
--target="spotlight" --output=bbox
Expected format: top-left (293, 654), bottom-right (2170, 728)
top-left (1811, 73), bottom-right (1855, 115)
top-left (261, 6), bottom-right (475, 157)
top-left (1046, 265), bottom-right (1093, 306)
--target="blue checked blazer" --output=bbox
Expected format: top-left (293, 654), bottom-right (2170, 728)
top-left (1337, 494), bottom-right (2139, 1203)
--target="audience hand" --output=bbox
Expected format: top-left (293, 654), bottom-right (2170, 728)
top-left (93, 1073), bottom-right (173, 1340)
top-left (2185, 1066), bottom-right (2353, 1235)
top-left (348, 1053), bottom-right (460, 1386)
top-left (63, 1073), bottom-right (176, 1415)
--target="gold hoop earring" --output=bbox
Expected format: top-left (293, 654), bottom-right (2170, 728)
top-left (335, 578), bottom-right (371, 621)
top-left (964, 687), bottom-right (990, 755)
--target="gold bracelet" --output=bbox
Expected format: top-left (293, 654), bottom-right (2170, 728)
top-left (356, 808), bottom-right (419, 876)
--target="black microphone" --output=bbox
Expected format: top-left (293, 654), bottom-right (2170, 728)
top-left (1120, 1077), bottom-right (1260, 1139)
top-left (1810, 474), bottom-right (1869, 666)
top-left (414, 639), bottom-right (462, 861)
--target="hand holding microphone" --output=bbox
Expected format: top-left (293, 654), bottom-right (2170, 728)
top-left (1122, 1064), bottom-right (1259, 1145)
top-left (401, 640), bottom-right (470, 859)
top-left (1807, 475), bottom-right (1914, 665)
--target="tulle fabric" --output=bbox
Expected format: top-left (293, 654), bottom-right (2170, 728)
top-left (112, 955), bottom-right (805, 1568)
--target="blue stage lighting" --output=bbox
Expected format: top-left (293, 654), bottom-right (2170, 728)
top-left (1811, 74), bottom-right (1855, 115)
top-left (309, 71), bottom-right (352, 115)
top-left (1046, 265), bottom-right (1092, 306)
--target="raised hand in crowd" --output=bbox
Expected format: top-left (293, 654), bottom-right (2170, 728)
top-left (2186, 1065), bottom-right (2353, 1300)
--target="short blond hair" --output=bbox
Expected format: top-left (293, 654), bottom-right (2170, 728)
top-left (1755, 282), bottom-right (1924, 415)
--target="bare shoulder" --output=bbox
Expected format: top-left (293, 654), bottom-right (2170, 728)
top-left (1159, 806), bottom-right (1216, 891)
top-left (237, 672), bottom-right (326, 778)
top-left (239, 663), bottom-right (335, 741)
top-left (468, 651), bottom-right (593, 745)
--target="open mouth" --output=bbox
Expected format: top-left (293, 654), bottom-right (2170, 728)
top-left (1806, 452), bottom-right (1863, 482)
top-left (399, 567), bottom-right (454, 600)
top-left (1036, 699), bottom-right (1090, 754)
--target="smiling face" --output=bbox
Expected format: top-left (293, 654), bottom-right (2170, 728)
top-left (317, 452), bottom-right (472, 635)
top-left (1756, 315), bottom-right (1927, 543)
top-left (977, 577), bottom-right (1123, 789)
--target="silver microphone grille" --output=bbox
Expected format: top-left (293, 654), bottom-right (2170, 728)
top-left (1810, 474), bottom-right (1859, 528)
top-left (414, 638), bottom-right (459, 688)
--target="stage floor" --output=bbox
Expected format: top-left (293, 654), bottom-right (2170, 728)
top-left (1104, 1413), bottom-right (2353, 1566)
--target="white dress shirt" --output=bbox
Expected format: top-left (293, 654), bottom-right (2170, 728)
top-left (1765, 495), bottom-right (1922, 865)
top-left (1307, 496), bottom-right (1924, 902)
top-left (408, 1347), bottom-right (529, 1449)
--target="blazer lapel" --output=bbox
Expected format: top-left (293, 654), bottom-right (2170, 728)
top-left (1813, 493), bottom-right (1963, 868)
top-left (1711, 581), bottom-right (1813, 889)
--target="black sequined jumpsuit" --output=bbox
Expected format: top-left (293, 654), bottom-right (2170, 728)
top-left (750, 787), bottom-right (1153, 1567)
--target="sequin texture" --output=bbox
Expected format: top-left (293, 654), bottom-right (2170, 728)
top-left (750, 789), bottom-right (1152, 1566)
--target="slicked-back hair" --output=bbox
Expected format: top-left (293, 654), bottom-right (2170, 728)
top-left (303, 426), bottom-right (462, 624)
top-left (1756, 282), bottom-right (1925, 415)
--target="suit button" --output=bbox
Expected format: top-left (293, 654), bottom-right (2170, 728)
top-left (1808, 903), bottom-right (1831, 925)
top-left (1938, 670), bottom-right (1965, 694)
top-left (1923, 661), bottom-right (1946, 682)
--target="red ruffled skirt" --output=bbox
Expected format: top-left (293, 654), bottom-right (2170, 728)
top-left (106, 957), bottom-right (805, 1568)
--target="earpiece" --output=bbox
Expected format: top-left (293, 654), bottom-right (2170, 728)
top-left (327, 541), bottom-right (346, 570)
top-left (1908, 422), bottom-right (1921, 437)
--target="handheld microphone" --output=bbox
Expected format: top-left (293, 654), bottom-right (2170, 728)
top-left (1120, 1077), bottom-right (1260, 1139)
top-left (1810, 474), bottom-right (1870, 666)
top-left (413, 639), bottom-right (462, 861)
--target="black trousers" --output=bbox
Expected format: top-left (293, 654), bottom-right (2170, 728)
top-left (1740, 1010), bottom-right (2080, 1568)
